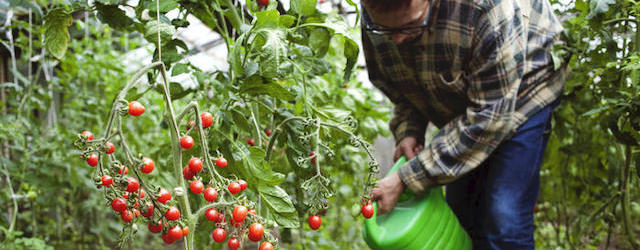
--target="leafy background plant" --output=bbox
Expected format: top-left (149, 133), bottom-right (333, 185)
top-left (0, 0), bottom-right (639, 249)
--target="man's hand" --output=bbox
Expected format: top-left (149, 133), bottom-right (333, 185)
top-left (394, 136), bottom-right (424, 162)
top-left (370, 172), bottom-right (406, 215)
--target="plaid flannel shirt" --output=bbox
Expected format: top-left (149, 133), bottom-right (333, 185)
top-left (362, 0), bottom-right (569, 194)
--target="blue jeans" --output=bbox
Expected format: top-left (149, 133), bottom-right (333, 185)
top-left (445, 99), bottom-right (559, 250)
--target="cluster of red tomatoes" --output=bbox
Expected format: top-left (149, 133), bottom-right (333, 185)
top-left (80, 101), bottom-right (278, 248)
top-left (206, 205), bottom-right (272, 249)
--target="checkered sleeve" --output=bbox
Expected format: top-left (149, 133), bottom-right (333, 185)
top-left (398, 0), bottom-right (527, 194)
top-left (362, 31), bottom-right (429, 145)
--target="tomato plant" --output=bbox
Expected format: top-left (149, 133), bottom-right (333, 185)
top-left (3, 0), bottom-right (393, 248)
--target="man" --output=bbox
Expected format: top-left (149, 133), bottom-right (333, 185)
top-left (363, 0), bottom-right (569, 249)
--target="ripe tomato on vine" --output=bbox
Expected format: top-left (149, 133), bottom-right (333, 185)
top-left (180, 135), bottom-right (194, 149)
top-left (212, 228), bottom-right (226, 243)
top-left (86, 153), bottom-right (98, 167)
top-left (228, 182), bottom-right (241, 194)
top-left (128, 101), bottom-right (145, 116)
top-left (203, 187), bottom-right (218, 202)
top-left (201, 112), bottom-right (213, 128)
top-left (308, 215), bottom-right (322, 230)
top-left (190, 179), bottom-right (204, 194)
top-left (141, 157), bottom-right (154, 173)
top-left (216, 157), bottom-right (227, 167)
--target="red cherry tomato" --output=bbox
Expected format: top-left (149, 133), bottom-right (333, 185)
top-left (227, 237), bottom-right (240, 249)
top-left (81, 131), bottom-right (93, 141)
top-left (105, 141), bottom-right (115, 154)
top-left (248, 209), bottom-right (257, 215)
top-left (188, 157), bottom-right (203, 173)
top-left (142, 157), bottom-right (155, 174)
top-left (118, 165), bottom-right (129, 175)
top-left (205, 208), bottom-right (219, 221)
top-left (139, 189), bottom-right (146, 198)
top-left (133, 208), bottom-right (141, 218)
top-left (203, 187), bottom-right (218, 202)
top-left (186, 120), bottom-right (196, 130)
top-left (308, 215), bottom-right (322, 230)
top-left (148, 221), bottom-right (163, 233)
top-left (142, 202), bottom-right (154, 218)
top-left (238, 180), bottom-right (248, 190)
top-left (190, 180), bottom-right (204, 194)
top-left (161, 233), bottom-right (175, 244)
top-left (216, 212), bottom-right (225, 223)
top-left (245, 138), bottom-right (255, 146)
top-left (182, 226), bottom-right (190, 236)
top-left (248, 222), bottom-right (265, 242)
top-left (126, 177), bottom-right (139, 192)
top-left (101, 175), bottom-right (113, 187)
top-left (128, 101), bottom-right (145, 116)
top-left (228, 182), bottom-right (241, 194)
top-left (86, 153), bottom-right (98, 167)
top-left (309, 151), bottom-right (316, 164)
top-left (166, 206), bottom-right (180, 221)
top-left (259, 242), bottom-right (274, 250)
top-left (362, 202), bottom-right (374, 219)
top-left (232, 205), bottom-right (248, 222)
top-left (168, 225), bottom-right (183, 240)
top-left (265, 129), bottom-right (272, 136)
top-left (121, 210), bottom-right (133, 222)
top-left (157, 188), bottom-right (172, 203)
top-left (212, 228), bottom-right (226, 243)
top-left (201, 112), bottom-right (213, 128)
top-left (182, 166), bottom-right (194, 180)
top-left (180, 135), bottom-right (194, 149)
top-left (216, 157), bottom-right (227, 167)
top-left (111, 198), bottom-right (127, 212)
top-left (257, 0), bottom-right (269, 7)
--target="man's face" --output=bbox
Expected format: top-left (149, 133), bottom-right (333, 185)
top-left (365, 0), bottom-right (431, 45)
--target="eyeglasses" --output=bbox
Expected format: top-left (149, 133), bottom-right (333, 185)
top-left (363, 2), bottom-right (433, 36)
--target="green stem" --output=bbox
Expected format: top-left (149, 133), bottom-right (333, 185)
top-left (620, 145), bottom-right (639, 249)
top-left (249, 101), bottom-right (263, 147)
top-left (603, 18), bottom-right (637, 25)
top-left (560, 155), bottom-right (575, 248)
top-left (156, 64), bottom-right (194, 248)
top-left (2, 163), bottom-right (17, 235)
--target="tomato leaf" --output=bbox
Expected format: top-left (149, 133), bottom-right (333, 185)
top-left (230, 108), bottom-right (252, 132)
top-left (240, 80), bottom-right (296, 101)
top-left (146, 0), bottom-right (178, 13)
top-left (300, 13), bottom-right (359, 82)
top-left (259, 185), bottom-right (299, 228)
top-left (144, 20), bottom-right (176, 46)
top-left (44, 8), bottom-right (72, 59)
top-left (171, 63), bottom-right (189, 76)
top-left (309, 28), bottom-right (330, 57)
top-left (279, 15), bottom-right (296, 28)
top-left (95, 3), bottom-right (134, 30)
top-left (290, 0), bottom-right (317, 16)
top-left (587, 0), bottom-right (615, 19)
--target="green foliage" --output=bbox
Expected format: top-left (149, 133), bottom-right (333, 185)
top-left (536, 0), bottom-right (640, 248)
top-left (43, 8), bottom-right (72, 59)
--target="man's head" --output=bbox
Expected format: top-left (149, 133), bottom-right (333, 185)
top-left (362, 0), bottom-right (431, 45)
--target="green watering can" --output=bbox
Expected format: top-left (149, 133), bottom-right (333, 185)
top-left (363, 156), bottom-right (472, 250)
